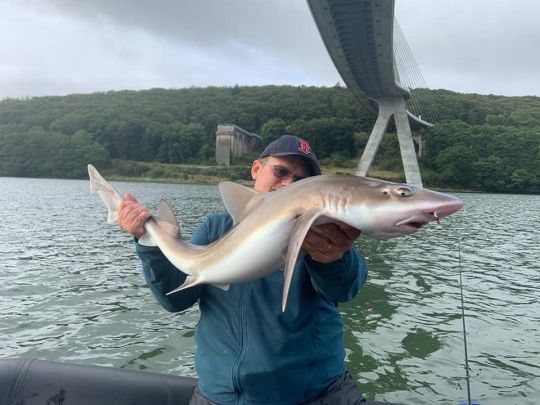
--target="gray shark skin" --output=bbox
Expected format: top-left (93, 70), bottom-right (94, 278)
top-left (88, 164), bottom-right (463, 311)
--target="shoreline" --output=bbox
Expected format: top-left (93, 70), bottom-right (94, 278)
top-left (2, 163), bottom-right (537, 194)
top-left (101, 173), bottom-right (539, 195)
top-left (103, 164), bottom-right (403, 186)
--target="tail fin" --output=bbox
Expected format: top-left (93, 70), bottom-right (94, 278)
top-left (88, 164), bottom-right (124, 223)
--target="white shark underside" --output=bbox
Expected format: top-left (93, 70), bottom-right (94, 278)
top-left (88, 164), bottom-right (463, 311)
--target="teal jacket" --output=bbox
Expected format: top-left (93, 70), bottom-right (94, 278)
top-left (136, 213), bottom-right (367, 405)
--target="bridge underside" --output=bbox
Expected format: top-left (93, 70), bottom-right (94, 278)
top-left (308, 0), bottom-right (408, 112)
top-left (308, 0), bottom-right (425, 186)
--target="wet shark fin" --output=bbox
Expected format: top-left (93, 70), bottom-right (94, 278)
top-left (156, 200), bottom-right (180, 237)
top-left (138, 200), bottom-right (179, 247)
top-left (166, 276), bottom-right (229, 295)
top-left (282, 209), bottom-right (324, 312)
top-left (218, 182), bottom-right (264, 225)
top-left (88, 164), bottom-right (124, 223)
top-left (166, 275), bottom-right (199, 295)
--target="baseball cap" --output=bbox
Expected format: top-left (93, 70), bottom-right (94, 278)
top-left (259, 135), bottom-right (321, 176)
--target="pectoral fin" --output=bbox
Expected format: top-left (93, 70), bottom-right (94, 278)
top-left (282, 209), bottom-right (323, 311)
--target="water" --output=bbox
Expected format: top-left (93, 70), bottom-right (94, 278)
top-left (1, 177), bottom-right (538, 404)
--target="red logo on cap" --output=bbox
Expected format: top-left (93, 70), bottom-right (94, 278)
top-left (298, 139), bottom-right (311, 155)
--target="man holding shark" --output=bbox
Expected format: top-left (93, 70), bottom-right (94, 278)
top-left (118, 135), bottom-right (369, 404)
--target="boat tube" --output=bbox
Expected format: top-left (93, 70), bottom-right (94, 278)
top-left (0, 358), bottom-right (196, 405)
top-left (0, 358), bottom-right (405, 404)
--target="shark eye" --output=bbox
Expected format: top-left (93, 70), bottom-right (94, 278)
top-left (393, 186), bottom-right (415, 197)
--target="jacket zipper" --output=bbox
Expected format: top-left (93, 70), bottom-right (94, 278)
top-left (231, 284), bottom-right (248, 404)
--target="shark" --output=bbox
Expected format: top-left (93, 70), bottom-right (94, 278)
top-left (88, 164), bottom-right (463, 310)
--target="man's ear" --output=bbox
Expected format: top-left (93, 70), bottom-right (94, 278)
top-left (251, 159), bottom-right (262, 180)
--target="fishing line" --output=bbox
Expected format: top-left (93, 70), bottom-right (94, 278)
top-left (458, 242), bottom-right (473, 405)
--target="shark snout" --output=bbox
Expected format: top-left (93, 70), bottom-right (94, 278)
top-left (394, 196), bottom-right (464, 233)
top-left (430, 198), bottom-right (464, 223)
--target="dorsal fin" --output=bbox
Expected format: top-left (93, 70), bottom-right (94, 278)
top-left (218, 182), bottom-right (262, 225)
top-left (156, 199), bottom-right (180, 237)
top-left (139, 200), bottom-right (180, 247)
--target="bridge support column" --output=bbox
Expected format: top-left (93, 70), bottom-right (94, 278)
top-left (356, 97), bottom-right (423, 187)
top-left (215, 124), bottom-right (261, 166)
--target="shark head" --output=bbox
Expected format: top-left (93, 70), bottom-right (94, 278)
top-left (337, 177), bottom-right (464, 239)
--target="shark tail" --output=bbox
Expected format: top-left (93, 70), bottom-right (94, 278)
top-left (88, 164), bottom-right (124, 223)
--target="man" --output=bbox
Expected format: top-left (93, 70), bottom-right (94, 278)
top-left (118, 135), bottom-right (368, 404)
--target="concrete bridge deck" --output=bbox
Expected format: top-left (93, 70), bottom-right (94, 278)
top-left (308, 0), bottom-right (427, 186)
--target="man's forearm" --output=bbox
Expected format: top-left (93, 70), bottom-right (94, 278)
top-left (136, 243), bottom-right (203, 312)
top-left (306, 249), bottom-right (367, 303)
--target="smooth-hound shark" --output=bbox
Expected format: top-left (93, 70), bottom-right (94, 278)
top-left (88, 164), bottom-right (463, 310)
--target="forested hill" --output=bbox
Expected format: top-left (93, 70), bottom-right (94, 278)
top-left (0, 85), bottom-right (538, 192)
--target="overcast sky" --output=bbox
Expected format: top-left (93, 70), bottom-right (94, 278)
top-left (1, 0), bottom-right (539, 100)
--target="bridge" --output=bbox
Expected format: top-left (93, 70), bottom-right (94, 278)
top-left (308, 0), bottom-right (437, 186)
top-left (215, 124), bottom-right (262, 166)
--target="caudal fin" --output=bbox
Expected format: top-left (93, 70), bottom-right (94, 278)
top-left (88, 164), bottom-right (124, 223)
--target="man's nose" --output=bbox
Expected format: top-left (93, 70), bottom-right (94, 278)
top-left (280, 176), bottom-right (296, 186)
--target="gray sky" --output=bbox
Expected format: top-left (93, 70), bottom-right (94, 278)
top-left (1, 0), bottom-right (539, 100)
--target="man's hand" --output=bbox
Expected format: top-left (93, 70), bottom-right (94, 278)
top-left (302, 222), bottom-right (361, 264)
top-left (117, 193), bottom-right (152, 238)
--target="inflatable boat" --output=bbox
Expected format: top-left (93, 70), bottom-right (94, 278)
top-left (0, 358), bottom-right (196, 405)
top-left (0, 358), bottom-right (404, 404)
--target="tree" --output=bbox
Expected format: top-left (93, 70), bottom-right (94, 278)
top-left (434, 145), bottom-right (478, 187)
top-left (260, 118), bottom-right (287, 145)
top-left (471, 155), bottom-right (506, 190)
top-left (286, 117), bottom-right (356, 158)
top-left (0, 86), bottom-right (538, 191)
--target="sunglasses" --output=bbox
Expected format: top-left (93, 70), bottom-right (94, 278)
top-left (259, 161), bottom-right (306, 182)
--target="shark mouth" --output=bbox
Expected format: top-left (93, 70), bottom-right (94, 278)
top-left (395, 220), bottom-right (429, 232)
top-left (395, 212), bottom-right (441, 233)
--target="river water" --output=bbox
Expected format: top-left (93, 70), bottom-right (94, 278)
top-left (1, 177), bottom-right (538, 404)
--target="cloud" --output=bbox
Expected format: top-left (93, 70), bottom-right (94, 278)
top-left (1, 0), bottom-right (340, 98)
top-left (395, 0), bottom-right (540, 96)
top-left (1, 0), bottom-right (539, 98)
top-left (28, 0), bottom-right (336, 74)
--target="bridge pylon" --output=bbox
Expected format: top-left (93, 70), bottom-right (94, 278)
top-left (308, 0), bottom-right (435, 188)
top-left (356, 97), bottom-right (422, 186)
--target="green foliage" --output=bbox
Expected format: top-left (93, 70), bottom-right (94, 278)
top-left (369, 133), bottom-right (403, 171)
top-left (260, 118), bottom-right (286, 145)
top-left (0, 127), bottom-right (109, 178)
top-left (0, 86), bottom-right (538, 192)
top-left (423, 120), bottom-right (539, 192)
top-left (286, 117), bottom-right (356, 158)
top-left (434, 145), bottom-right (478, 187)
top-left (107, 160), bottom-right (251, 183)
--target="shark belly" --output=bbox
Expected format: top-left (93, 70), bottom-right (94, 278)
top-left (198, 218), bottom-right (294, 285)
